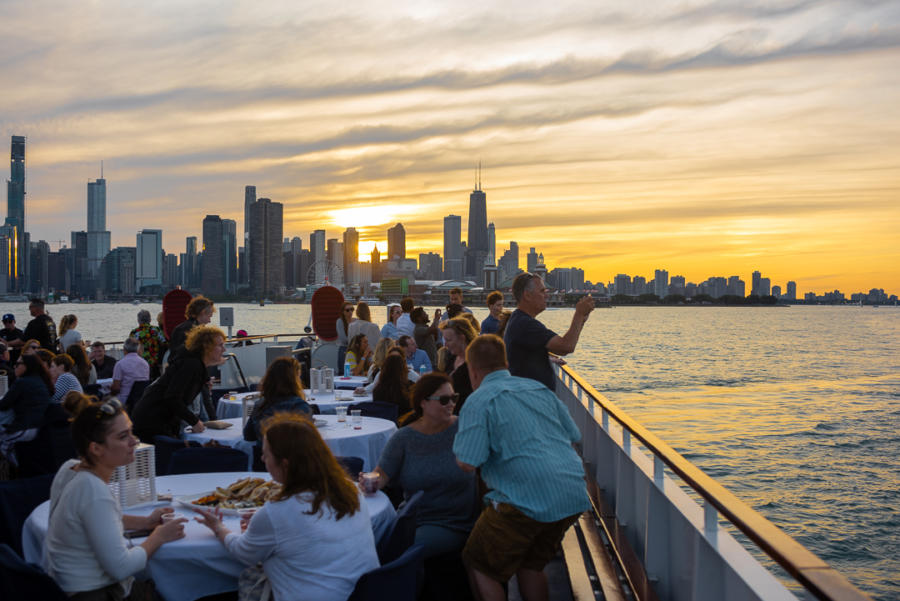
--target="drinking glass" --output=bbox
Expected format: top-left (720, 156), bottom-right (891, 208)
top-left (336, 406), bottom-right (348, 422)
top-left (351, 409), bottom-right (362, 430)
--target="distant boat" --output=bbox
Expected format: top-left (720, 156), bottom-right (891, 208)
top-left (260, 298), bottom-right (272, 306)
top-left (131, 299), bottom-right (141, 305)
top-left (59, 295), bottom-right (69, 303)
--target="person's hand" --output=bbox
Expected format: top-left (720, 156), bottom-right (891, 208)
top-left (193, 508), bottom-right (230, 539)
top-left (354, 386), bottom-right (365, 394)
top-left (549, 356), bottom-right (567, 365)
top-left (151, 516), bottom-right (187, 543)
top-left (434, 308), bottom-right (442, 320)
top-left (575, 296), bottom-right (595, 320)
top-left (193, 420), bottom-right (206, 433)
top-left (145, 507), bottom-right (174, 528)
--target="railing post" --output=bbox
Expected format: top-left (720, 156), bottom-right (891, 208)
top-left (601, 409), bottom-right (609, 432)
top-left (622, 430), bottom-right (631, 455)
top-left (704, 499), bottom-right (718, 545)
top-left (654, 456), bottom-right (664, 488)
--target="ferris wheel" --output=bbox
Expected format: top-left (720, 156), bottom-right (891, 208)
top-left (305, 260), bottom-right (344, 287)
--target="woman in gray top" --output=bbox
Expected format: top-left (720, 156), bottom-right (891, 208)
top-left (369, 372), bottom-right (480, 558)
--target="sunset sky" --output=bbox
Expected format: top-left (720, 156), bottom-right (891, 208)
top-left (2, 0), bottom-right (898, 294)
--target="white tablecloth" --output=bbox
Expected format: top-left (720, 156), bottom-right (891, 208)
top-left (333, 375), bottom-right (368, 390)
top-left (185, 416), bottom-right (396, 471)
top-left (22, 472), bottom-right (396, 601)
top-left (216, 390), bottom-right (372, 418)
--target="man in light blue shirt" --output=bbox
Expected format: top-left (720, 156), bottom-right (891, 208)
top-left (454, 334), bottom-right (589, 601)
top-left (398, 335), bottom-right (432, 374)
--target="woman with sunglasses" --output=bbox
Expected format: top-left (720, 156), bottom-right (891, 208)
top-left (367, 372), bottom-right (480, 558)
top-left (45, 396), bottom-right (187, 598)
top-left (0, 353), bottom-right (54, 463)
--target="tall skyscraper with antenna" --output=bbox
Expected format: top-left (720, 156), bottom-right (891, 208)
top-left (465, 162), bottom-right (488, 280)
top-left (87, 163), bottom-right (111, 283)
top-left (4, 136), bottom-right (28, 291)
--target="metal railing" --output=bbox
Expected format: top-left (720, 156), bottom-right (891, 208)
top-left (555, 363), bottom-right (872, 601)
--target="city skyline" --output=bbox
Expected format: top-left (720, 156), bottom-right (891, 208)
top-left (2, 2), bottom-right (899, 293)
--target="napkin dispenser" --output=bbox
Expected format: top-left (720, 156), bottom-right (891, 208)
top-left (109, 443), bottom-right (157, 508)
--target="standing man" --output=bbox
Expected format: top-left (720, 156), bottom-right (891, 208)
top-left (503, 273), bottom-right (594, 391)
top-left (396, 297), bottom-right (416, 338)
top-left (479, 291), bottom-right (504, 334)
top-left (0, 314), bottom-right (25, 361)
top-left (23, 298), bottom-right (58, 352)
top-left (398, 335), bottom-right (432, 374)
top-left (454, 335), bottom-right (589, 601)
top-left (89, 341), bottom-right (118, 380)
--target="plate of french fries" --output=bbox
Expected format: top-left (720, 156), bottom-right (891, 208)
top-left (177, 476), bottom-right (282, 515)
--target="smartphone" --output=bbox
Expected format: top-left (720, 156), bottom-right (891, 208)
top-left (123, 528), bottom-right (153, 539)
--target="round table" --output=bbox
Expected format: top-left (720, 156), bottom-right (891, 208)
top-left (22, 472), bottom-right (396, 601)
top-left (216, 390), bottom-right (372, 418)
top-left (185, 416), bottom-right (397, 471)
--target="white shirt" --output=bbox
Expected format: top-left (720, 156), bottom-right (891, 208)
top-left (396, 313), bottom-right (415, 338)
top-left (45, 460), bottom-right (147, 594)
top-left (224, 491), bottom-right (379, 601)
top-left (348, 319), bottom-right (381, 349)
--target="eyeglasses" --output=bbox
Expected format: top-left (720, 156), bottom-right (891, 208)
top-left (426, 393), bottom-right (459, 405)
top-left (95, 398), bottom-right (123, 420)
top-left (343, 308), bottom-right (354, 313)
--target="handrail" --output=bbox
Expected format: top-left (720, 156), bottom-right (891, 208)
top-left (558, 363), bottom-right (873, 601)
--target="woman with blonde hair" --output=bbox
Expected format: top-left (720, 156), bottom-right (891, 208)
top-left (196, 413), bottom-right (379, 601)
top-left (131, 325), bottom-right (227, 442)
top-left (439, 317), bottom-right (478, 413)
top-left (57, 314), bottom-right (82, 352)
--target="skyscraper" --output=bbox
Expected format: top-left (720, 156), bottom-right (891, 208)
top-left (86, 174), bottom-right (111, 282)
top-left (201, 215), bottom-right (224, 295)
top-left (465, 180), bottom-right (488, 279)
top-left (327, 239), bottom-right (344, 286)
top-left (223, 219), bottom-right (237, 293)
top-left (242, 185), bottom-right (256, 285)
top-left (751, 271), bottom-right (762, 296)
top-left (786, 281), bottom-right (797, 300)
top-left (248, 198), bottom-right (284, 296)
top-left (443, 215), bottom-right (462, 279)
top-left (343, 227), bottom-right (359, 285)
top-left (487, 222), bottom-right (495, 265)
top-left (182, 236), bottom-right (198, 289)
top-left (654, 269), bottom-right (669, 298)
top-left (527, 247), bottom-right (539, 274)
top-left (136, 229), bottom-right (163, 292)
top-left (309, 229), bottom-right (326, 284)
top-left (387, 223), bottom-right (406, 260)
top-left (6, 136), bottom-right (27, 291)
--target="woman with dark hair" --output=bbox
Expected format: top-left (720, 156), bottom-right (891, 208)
top-left (243, 357), bottom-right (311, 447)
top-left (411, 307), bottom-right (438, 367)
top-left (131, 325), bottom-right (227, 442)
top-left (50, 354), bottom-right (84, 404)
top-left (336, 301), bottom-right (354, 373)
top-left (348, 301), bottom-right (381, 349)
top-left (45, 396), bottom-right (186, 598)
top-left (368, 373), bottom-right (479, 558)
top-left (0, 353), bottom-right (55, 462)
top-left (380, 303), bottom-right (402, 340)
top-left (372, 353), bottom-right (412, 416)
top-left (439, 317), bottom-right (478, 414)
top-left (167, 296), bottom-right (214, 364)
top-left (66, 343), bottom-right (97, 388)
top-left (345, 334), bottom-right (373, 376)
top-left (196, 413), bottom-right (379, 601)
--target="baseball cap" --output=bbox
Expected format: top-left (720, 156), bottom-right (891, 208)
top-left (1, 314), bottom-right (14, 322)
top-left (236, 329), bottom-right (248, 337)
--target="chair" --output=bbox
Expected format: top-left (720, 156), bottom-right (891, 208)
top-left (353, 402), bottom-right (399, 422)
top-left (124, 380), bottom-right (151, 414)
top-left (166, 446), bottom-right (249, 475)
top-left (15, 405), bottom-right (77, 478)
top-left (152, 435), bottom-right (199, 476)
top-left (335, 456), bottom-right (364, 480)
top-left (0, 543), bottom-right (68, 600)
top-left (376, 490), bottom-right (424, 564)
top-left (0, 474), bottom-right (54, 556)
top-left (348, 543), bottom-right (424, 601)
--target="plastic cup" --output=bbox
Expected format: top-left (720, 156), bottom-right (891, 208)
top-left (161, 513), bottom-right (177, 524)
top-left (361, 472), bottom-right (379, 496)
top-left (351, 409), bottom-right (362, 430)
top-left (237, 508), bottom-right (257, 533)
top-left (228, 390), bottom-right (238, 400)
top-left (336, 406), bottom-right (348, 422)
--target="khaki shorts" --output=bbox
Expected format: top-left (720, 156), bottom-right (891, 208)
top-left (462, 501), bottom-right (580, 583)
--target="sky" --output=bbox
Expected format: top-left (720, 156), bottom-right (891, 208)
top-left (2, 0), bottom-right (899, 294)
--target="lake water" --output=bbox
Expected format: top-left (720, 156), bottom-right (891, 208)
top-left (5, 301), bottom-right (897, 599)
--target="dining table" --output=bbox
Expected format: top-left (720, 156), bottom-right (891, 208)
top-left (185, 415), bottom-right (397, 471)
top-left (22, 471), bottom-right (397, 601)
top-left (216, 389), bottom-right (372, 418)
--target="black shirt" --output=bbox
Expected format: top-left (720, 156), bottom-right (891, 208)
top-left (503, 308), bottom-right (558, 391)
top-left (0, 327), bottom-right (25, 362)
top-left (23, 314), bottom-right (58, 351)
top-left (92, 356), bottom-right (118, 380)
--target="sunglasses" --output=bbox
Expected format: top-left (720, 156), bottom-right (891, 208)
top-left (95, 398), bottom-right (123, 420)
top-left (426, 393), bottom-right (459, 405)
top-left (344, 308), bottom-right (354, 313)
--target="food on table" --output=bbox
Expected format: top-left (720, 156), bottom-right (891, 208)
top-left (190, 477), bottom-right (282, 509)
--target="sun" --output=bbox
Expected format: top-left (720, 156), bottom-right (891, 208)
top-left (328, 205), bottom-right (397, 229)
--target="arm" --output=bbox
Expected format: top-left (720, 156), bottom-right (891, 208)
top-left (161, 361), bottom-right (202, 427)
top-left (545, 296), bottom-right (595, 356)
top-left (196, 505), bottom-right (276, 565)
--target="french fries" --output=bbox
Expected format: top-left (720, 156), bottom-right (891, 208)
top-left (191, 477), bottom-right (281, 509)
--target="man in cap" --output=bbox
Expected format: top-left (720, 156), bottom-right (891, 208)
top-left (0, 314), bottom-right (25, 362)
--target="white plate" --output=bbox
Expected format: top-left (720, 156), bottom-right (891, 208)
top-left (315, 418), bottom-right (328, 428)
top-left (175, 491), bottom-right (262, 516)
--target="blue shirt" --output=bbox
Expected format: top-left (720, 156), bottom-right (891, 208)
top-left (381, 322), bottom-right (400, 340)
top-left (453, 370), bottom-right (589, 522)
top-left (407, 349), bottom-right (432, 374)
top-left (480, 314), bottom-right (500, 334)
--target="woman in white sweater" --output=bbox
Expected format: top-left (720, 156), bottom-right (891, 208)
top-left (45, 395), bottom-right (187, 599)
top-left (195, 412), bottom-right (379, 601)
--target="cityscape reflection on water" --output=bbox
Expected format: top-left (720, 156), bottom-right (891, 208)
top-left (3, 302), bottom-right (896, 599)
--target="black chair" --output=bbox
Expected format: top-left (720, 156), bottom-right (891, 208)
top-left (0, 474), bottom-right (53, 556)
top-left (376, 490), bottom-right (424, 564)
top-left (152, 435), bottom-right (200, 476)
top-left (353, 402), bottom-right (399, 422)
top-left (0, 543), bottom-right (68, 600)
top-left (348, 543), bottom-right (424, 601)
top-left (422, 550), bottom-right (475, 601)
top-left (124, 380), bottom-right (151, 414)
top-left (83, 383), bottom-right (103, 398)
top-left (15, 405), bottom-right (76, 478)
top-left (335, 456), bottom-right (364, 480)
top-left (166, 446), bottom-right (249, 475)
top-left (309, 404), bottom-right (322, 415)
